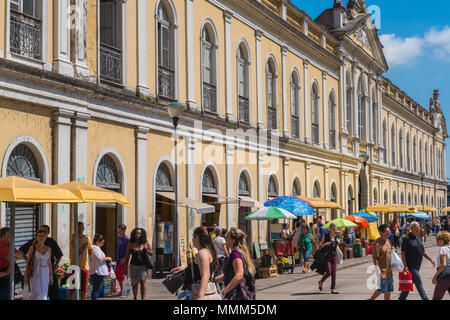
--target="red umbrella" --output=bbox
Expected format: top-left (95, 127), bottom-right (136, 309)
top-left (345, 215), bottom-right (369, 228)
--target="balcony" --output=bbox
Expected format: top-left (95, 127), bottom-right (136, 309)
top-left (100, 43), bottom-right (122, 85)
top-left (312, 124), bottom-right (319, 144)
top-left (239, 96), bottom-right (249, 123)
top-left (158, 66), bottom-right (175, 100)
top-left (268, 107), bottom-right (277, 129)
top-left (203, 83), bottom-right (216, 113)
top-left (10, 10), bottom-right (41, 60)
top-left (291, 116), bottom-right (299, 138)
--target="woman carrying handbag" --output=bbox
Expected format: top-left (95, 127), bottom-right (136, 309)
top-left (171, 227), bottom-right (220, 300)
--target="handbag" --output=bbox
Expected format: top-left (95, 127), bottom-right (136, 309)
top-left (436, 265), bottom-right (450, 283)
top-left (143, 245), bottom-right (154, 270)
top-left (191, 250), bottom-right (219, 300)
top-left (163, 270), bottom-right (185, 294)
top-left (337, 246), bottom-right (343, 265)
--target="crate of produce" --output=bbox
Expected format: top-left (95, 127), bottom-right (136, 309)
top-left (257, 265), bottom-right (278, 278)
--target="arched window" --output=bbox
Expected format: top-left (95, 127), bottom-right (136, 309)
top-left (96, 155), bottom-right (120, 190)
top-left (425, 142), bottom-right (428, 175)
top-left (348, 186), bottom-right (354, 212)
top-left (373, 188), bottom-right (378, 205)
top-left (329, 91), bottom-right (337, 149)
top-left (238, 43), bottom-right (250, 123)
top-left (384, 190), bottom-right (388, 204)
top-left (156, 162), bottom-right (173, 191)
top-left (238, 172), bottom-right (250, 196)
top-left (291, 71), bottom-right (300, 138)
top-left (399, 129), bottom-right (403, 169)
top-left (157, 1), bottom-right (175, 99)
top-left (202, 167), bottom-right (216, 194)
top-left (408, 193), bottom-right (412, 205)
top-left (7, 144), bottom-right (40, 180)
top-left (292, 179), bottom-right (301, 196)
top-left (400, 192), bottom-right (404, 205)
top-left (431, 196), bottom-right (434, 207)
top-left (311, 83), bottom-right (320, 144)
top-left (372, 89), bottom-right (377, 143)
top-left (100, 0), bottom-right (124, 84)
top-left (426, 195), bottom-right (429, 206)
top-left (419, 139), bottom-right (423, 172)
top-left (268, 175), bottom-right (278, 198)
top-left (413, 136), bottom-right (417, 172)
top-left (346, 72), bottom-right (352, 134)
top-left (357, 77), bottom-right (366, 140)
top-left (406, 133), bottom-right (411, 171)
top-left (414, 194), bottom-right (418, 206)
top-left (201, 23), bottom-right (217, 113)
top-left (392, 191), bottom-right (397, 204)
top-left (382, 119), bottom-right (387, 164)
top-left (313, 181), bottom-right (321, 198)
top-left (391, 124), bottom-right (396, 166)
top-left (430, 145), bottom-right (434, 176)
top-left (331, 184), bottom-right (337, 202)
top-left (266, 58), bottom-right (277, 129)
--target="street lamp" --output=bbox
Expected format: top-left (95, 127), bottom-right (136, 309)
top-left (418, 171), bottom-right (426, 242)
top-left (360, 154), bottom-right (369, 243)
top-left (167, 102), bottom-right (185, 269)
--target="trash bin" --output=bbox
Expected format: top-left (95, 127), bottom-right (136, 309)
top-left (353, 242), bottom-right (363, 258)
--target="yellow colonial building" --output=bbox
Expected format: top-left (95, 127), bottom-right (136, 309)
top-left (0, 0), bottom-right (447, 271)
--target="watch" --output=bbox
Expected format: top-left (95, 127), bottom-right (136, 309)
top-left (222, 289), bottom-right (228, 296)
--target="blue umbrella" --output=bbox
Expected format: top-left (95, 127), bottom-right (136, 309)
top-left (264, 196), bottom-right (316, 216)
top-left (350, 211), bottom-right (379, 223)
top-left (400, 212), bottom-right (432, 220)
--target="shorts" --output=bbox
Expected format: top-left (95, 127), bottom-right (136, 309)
top-left (0, 288), bottom-right (8, 300)
top-left (69, 270), bottom-right (89, 293)
top-left (302, 250), bottom-right (312, 263)
top-left (378, 277), bottom-right (394, 294)
top-left (115, 264), bottom-right (128, 283)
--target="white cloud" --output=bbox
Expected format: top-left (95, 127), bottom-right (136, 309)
top-left (379, 34), bottom-right (424, 67)
top-left (380, 26), bottom-right (450, 67)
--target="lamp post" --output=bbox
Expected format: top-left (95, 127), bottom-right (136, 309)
top-left (419, 171), bottom-right (426, 243)
top-left (167, 102), bottom-right (185, 269)
top-left (360, 154), bottom-right (369, 243)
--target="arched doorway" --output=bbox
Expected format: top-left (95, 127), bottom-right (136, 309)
top-left (201, 167), bottom-right (220, 229)
top-left (237, 171), bottom-right (252, 249)
top-left (348, 186), bottom-right (354, 215)
top-left (95, 154), bottom-right (121, 260)
top-left (330, 183), bottom-right (338, 219)
top-left (6, 144), bottom-right (42, 276)
top-left (358, 170), bottom-right (367, 211)
top-left (154, 161), bottom-right (175, 272)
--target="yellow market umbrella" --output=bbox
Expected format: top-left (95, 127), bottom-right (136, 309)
top-left (0, 176), bottom-right (82, 300)
top-left (54, 181), bottom-right (131, 206)
top-left (415, 205), bottom-right (437, 212)
top-left (364, 222), bottom-right (381, 241)
top-left (443, 207), bottom-right (450, 212)
top-left (297, 196), bottom-right (342, 209)
top-left (366, 204), bottom-right (396, 213)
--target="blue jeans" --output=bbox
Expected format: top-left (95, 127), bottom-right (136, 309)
top-left (0, 288), bottom-right (8, 300)
top-left (399, 268), bottom-right (428, 300)
top-left (90, 274), bottom-right (104, 300)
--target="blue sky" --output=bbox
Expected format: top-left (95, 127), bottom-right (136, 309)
top-left (291, 0), bottom-right (450, 180)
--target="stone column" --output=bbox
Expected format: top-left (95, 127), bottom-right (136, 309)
top-left (304, 60), bottom-right (311, 144)
top-left (322, 71), bottom-right (328, 149)
top-left (324, 166), bottom-right (330, 200)
top-left (185, 0), bottom-right (197, 110)
top-left (52, 110), bottom-right (74, 261)
top-left (255, 30), bottom-right (264, 128)
top-left (136, 126), bottom-right (149, 228)
top-left (257, 151), bottom-right (266, 242)
top-left (53, 0), bottom-right (74, 76)
top-left (344, 170), bottom-right (349, 213)
top-left (281, 46), bottom-right (290, 138)
top-left (186, 136), bottom-right (197, 241)
top-left (224, 11), bottom-right (235, 123)
top-left (72, 112), bottom-right (90, 232)
top-left (226, 142), bottom-right (235, 229)
top-left (305, 161), bottom-right (311, 197)
top-left (136, 0), bottom-right (149, 96)
top-left (283, 157), bottom-right (290, 196)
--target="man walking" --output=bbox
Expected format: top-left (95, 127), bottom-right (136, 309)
top-left (399, 221), bottom-right (436, 300)
top-left (115, 224), bottom-right (130, 298)
top-left (19, 225), bottom-right (63, 300)
top-left (369, 224), bottom-right (394, 300)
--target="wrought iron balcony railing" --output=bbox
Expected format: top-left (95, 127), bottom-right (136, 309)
top-left (238, 96), bottom-right (249, 123)
top-left (100, 43), bottom-right (122, 84)
top-left (203, 82), bottom-right (216, 113)
top-left (10, 10), bottom-right (41, 60)
top-left (158, 65), bottom-right (175, 100)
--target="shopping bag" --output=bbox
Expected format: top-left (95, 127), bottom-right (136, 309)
top-left (398, 272), bottom-right (413, 291)
top-left (108, 269), bottom-right (116, 280)
top-left (337, 247), bottom-right (343, 265)
top-left (391, 250), bottom-right (404, 269)
top-left (122, 276), bottom-right (131, 297)
top-left (22, 283), bottom-right (31, 300)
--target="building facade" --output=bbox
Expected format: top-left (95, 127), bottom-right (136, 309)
top-left (0, 0), bottom-right (447, 269)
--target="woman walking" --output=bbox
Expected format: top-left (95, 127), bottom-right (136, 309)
top-left (89, 234), bottom-right (112, 300)
top-left (318, 223), bottom-right (339, 294)
top-left (300, 226), bottom-right (317, 273)
top-left (171, 227), bottom-right (219, 300)
top-left (213, 227), bottom-right (229, 277)
top-left (121, 228), bottom-right (152, 300)
top-left (215, 228), bottom-right (256, 300)
top-left (24, 230), bottom-right (53, 300)
top-left (432, 231), bottom-right (450, 300)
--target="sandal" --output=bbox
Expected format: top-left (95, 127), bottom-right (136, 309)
top-left (331, 290), bottom-right (339, 294)
top-left (318, 281), bottom-right (323, 291)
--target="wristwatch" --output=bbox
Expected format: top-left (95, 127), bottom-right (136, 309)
top-left (222, 289), bottom-right (227, 296)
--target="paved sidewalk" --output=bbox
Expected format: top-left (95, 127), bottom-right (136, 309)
top-left (104, 238), bottom-right (437, 300)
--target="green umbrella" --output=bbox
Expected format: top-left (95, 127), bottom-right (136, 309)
top-left (322, 218), bottom-right (358, 229)
top-left (245, 206), bottom-right (297, 220)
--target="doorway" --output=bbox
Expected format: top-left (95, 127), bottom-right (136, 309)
top-left (238, 206), bottom-right (252, 253)
top-left (95, 205), bottom-right (117, 259)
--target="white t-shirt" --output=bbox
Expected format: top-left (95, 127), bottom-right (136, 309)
top-left (437, 245), bottom-right (450, 268)
top-left (213, 236), bottom-right (226, 259)
top-left (89, 245), bottom-right (109, 276)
